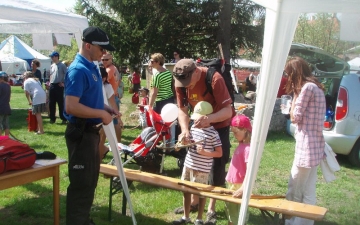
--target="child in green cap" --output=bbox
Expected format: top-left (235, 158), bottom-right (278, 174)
top-left (173, 101), bottom-right (223, 225)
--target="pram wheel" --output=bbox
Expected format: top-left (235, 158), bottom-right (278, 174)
top-left (133, 149), bottom-right (162, 173)
top-left (177, 158), bottom-right (184, 170)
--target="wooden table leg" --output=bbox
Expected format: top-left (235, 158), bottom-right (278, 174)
top-left (53, 166), bottom-right (60, 225)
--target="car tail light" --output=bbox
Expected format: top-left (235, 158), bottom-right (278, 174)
top-left (324, 121), bottom-right (333, 129)
top-left (335, 87), bottom-right (348, 121)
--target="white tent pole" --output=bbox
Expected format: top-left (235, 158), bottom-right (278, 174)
top-left (102, 124), bottom-right (137, 225)
top-left (237, 7), bottom-right (299, 225)
top-left (100, 65), bottom-right (137, 225)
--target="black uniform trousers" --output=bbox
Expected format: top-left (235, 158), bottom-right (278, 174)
top-left (65, 123), bottom-right (100, 225)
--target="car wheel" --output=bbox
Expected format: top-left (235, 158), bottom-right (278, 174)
top-left (348, 138), bottom-right (360, 167)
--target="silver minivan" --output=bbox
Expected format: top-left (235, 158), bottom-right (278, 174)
top-left (286, 43), bottom-right (360, 167)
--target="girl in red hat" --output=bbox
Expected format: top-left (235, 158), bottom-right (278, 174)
top-left (225, 114), bottom-right (252, 225)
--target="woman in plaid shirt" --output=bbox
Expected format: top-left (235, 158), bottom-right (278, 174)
top-left (283, 57), bottom-right (326, 225)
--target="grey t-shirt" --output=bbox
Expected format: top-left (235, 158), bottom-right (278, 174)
top-left (50, 62), bottom-right (67, 83)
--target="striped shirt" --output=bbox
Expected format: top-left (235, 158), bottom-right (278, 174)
top-left (184, 126), bottom-right (222, 173)
top-left (150, 70), bottom-right (173, 101)
top-left (293, 82), bottom-right (326, 168)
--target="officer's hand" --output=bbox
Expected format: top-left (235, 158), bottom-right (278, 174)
top-left (105, 105), bottom-right (121, 118)
top-left (101, 111), bottom-right (113, 125)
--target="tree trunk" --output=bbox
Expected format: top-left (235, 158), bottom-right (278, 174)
top-left (217, 0), bottom-right (233, 63)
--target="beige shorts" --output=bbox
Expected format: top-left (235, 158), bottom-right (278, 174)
top-left (181, 166), bottom-right (210, 185)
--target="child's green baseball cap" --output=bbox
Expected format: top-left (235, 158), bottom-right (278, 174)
top-left (191, 101), bottom-right (213, 120)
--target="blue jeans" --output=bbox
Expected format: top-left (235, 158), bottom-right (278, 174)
top-left (113, 96), bottom-right (120, 125)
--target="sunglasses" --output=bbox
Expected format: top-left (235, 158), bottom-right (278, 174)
top-left (283, 70), bottom-right (289, 77)
top-left (91, 44), bottom-right (105, 53)
top-left (150, 60), bottom-right (157, 64)
top-left (102, 58), bottom-right (110, 61)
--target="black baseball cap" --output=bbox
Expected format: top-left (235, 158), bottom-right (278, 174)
top-left (82, 26), bottom-right (115, 51)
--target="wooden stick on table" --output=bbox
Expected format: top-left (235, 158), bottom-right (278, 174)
top-left (177, 182), bottom-right (285, 199)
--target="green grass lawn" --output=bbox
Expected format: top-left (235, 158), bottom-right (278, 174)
top-left (1, 85), bottom-right (359, 225)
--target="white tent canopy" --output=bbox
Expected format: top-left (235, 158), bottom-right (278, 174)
top-left (238, 1), bottom-right (360, 224)
top-left (0, 55), bottom-right (29, 75)
top-left (348, 57), bottom-right (360, 71)
top-left (0, 35), bottom-right (51, 73)
top-left (231, 59), bottom-right (261, 68)
top-left (0, 0), bottom-right (89, 49)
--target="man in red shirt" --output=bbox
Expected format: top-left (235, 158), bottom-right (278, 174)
top-left (131, 68), bottom-right (141, 93)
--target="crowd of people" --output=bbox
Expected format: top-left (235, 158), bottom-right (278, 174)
top-left (0, 26), bottom-right (326, 225)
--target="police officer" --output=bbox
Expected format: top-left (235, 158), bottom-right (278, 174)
top-left (64, 26), bottom-right (118, 225)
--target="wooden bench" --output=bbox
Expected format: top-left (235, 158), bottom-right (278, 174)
top-left (100, 164), bottom-right (327, 224)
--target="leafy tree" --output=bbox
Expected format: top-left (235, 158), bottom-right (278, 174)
top-left (0, 34), bottom-right (32, 46)
top-left (294, 13), bottom-right (359, 56)
top-left (75, 0), bottom-right (265, 66)
top-left (55, 38), bottom-right (80, 63)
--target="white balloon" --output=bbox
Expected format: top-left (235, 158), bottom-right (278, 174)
top-left (161, 103), bottom-right (179, 122)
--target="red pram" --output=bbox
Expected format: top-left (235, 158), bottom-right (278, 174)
top-left (112, 107), bottom-right (186, 173)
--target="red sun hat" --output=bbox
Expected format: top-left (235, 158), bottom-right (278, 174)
top-left (231, 114), bottom-right (252, 132)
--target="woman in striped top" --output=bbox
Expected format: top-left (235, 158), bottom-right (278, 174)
top-left (148, 53), bottom-right (174, 114)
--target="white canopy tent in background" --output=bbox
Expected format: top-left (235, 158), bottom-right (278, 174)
top-left (231, 58), bottom-right (261, 68)
top-left (0, 0), bottom-right (89, 50)
top-left (238, 1), bottom-right (360, 224)
top-left (0, 35), bottom-right (51, 73)
top-left (0, 55), bottom-right (29, 75)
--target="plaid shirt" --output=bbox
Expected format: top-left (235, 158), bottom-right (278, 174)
top-left (293, 82), bottom-right (326, 168)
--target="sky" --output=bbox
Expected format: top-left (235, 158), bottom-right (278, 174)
top-left (26, 0), bottom-right (77, 12)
